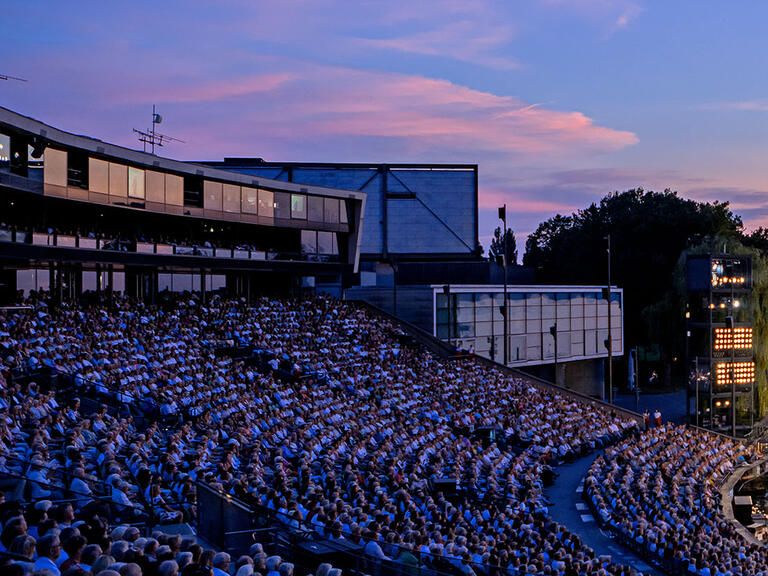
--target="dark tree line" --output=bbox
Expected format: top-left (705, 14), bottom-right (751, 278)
top-left (522, 189), bottom-right (744, 381)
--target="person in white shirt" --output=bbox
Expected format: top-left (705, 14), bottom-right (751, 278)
top-left (33, 533), bottom-right (62, 576)
top-left (212, 552), bottom-right (231, 576)
top-left (69, 467), bottom-right (93, 510)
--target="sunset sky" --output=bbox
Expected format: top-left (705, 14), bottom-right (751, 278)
top-left (3, 1), bottom-right (768, 251)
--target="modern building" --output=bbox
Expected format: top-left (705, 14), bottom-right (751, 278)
top-left (0, 106), bottom-right (366, 301)
top-left (201, 159), bottom-right (480, 262)
top-left (686, 254), bottom-right (755, 435)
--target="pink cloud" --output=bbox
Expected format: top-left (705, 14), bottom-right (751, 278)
top-left (699, 100), bottom-right (768, 112)
top-left (234, 66), bottom-right (638, 158)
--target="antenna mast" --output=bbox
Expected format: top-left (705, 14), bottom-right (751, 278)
top-left (133, 105), bottom-right (184, 154)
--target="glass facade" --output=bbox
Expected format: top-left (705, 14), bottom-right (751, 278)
top-left (435, 287), bottom-right (623, 367)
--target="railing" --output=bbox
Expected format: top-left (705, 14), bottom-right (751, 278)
top-left (0, 464), bottom-right (153, 532)
top-left (0, 169), bottom-right (44, 194)
top-left (0, 228), bottom-right (342, 263)
top-left (720, 457), bottom-right (768, 546)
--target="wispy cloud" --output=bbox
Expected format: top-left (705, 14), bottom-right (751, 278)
top-left (119, 73), bottom-right (296, 105)
top-left (360, 21), bottom-right (519, 70)
top-left (539, 0), bottom-right (643, 35)
top-left (699, 100), bottom-right (768, 112)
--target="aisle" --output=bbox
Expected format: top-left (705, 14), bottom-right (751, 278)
top-left (543, 453), bottom-right (662, 576)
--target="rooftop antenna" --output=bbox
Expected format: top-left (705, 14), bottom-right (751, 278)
top-left (0, 73), bottom-right (27, 82)
top-left (133, 105), bottom-right (184, 154)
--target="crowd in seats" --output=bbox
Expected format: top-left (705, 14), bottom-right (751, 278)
top-left (0, 496), bottom-right (303, 576)
top-left (586, 425), bottom-right (762, 575)
top-left (0, 292), bottom-right (654, 574)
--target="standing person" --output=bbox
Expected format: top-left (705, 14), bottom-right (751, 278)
top-left (643, 410), bottom-right (650, 429)
top-left (653, 409), bottom-right (662, 427)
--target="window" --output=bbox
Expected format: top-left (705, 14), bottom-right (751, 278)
top-left (308, 196), bottom-right (324, 222)
top-left (242, 187), bottom-right (258, 214)
top-left (43, 148), bottom-right (68, 187)
top-left (183, 175), bottom-right (204, 207)
top-left (108, 163), bottom-right (127, 197)
top-left (0, 133), bottom-right (9, 168)
top-left (303, 231), bottom-right (339, 259)
top-left (324, 198), bottom-right (340, 224)
top-left (317, 231), bottom-right (334, 254)
top-left (128, 167), bottom-right (145, 199)
top-left (165, 174), bottom-right (184, 206)
top-left (204, 181), bottom-right (223, 210)
top-left (222, 184), bottom-right (240, 213)
top-left (89, 158), bottom-right (109, 194)
top-left (68, 150), bottom-right (89, 189)
top-left (258, 189), bottom-right (274, 217)
top-left (145, 170), bottom-right (165, 203)
top-left (291, 194), bottom-right (307, 219)
top-left (274, 192), bottom-right (291, 219)
top-left (301, 230), bottom-right (317, 255)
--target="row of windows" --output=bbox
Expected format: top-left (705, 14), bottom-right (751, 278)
top-left (436, 291), bottom-right (621, 308)
top-left (436, 293), bottom-right (622, 325)
top-left (437, 315), bottom-right (619, 336)
top-left (15, 269), bottom-right (226, 296)
top-left (300, 230), bottom-right (340, 256)
top-left (442, 330), bottom-right (622, 363)
top-left (40, 147), bottom-right (349, 225)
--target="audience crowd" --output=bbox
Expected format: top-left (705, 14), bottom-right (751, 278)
top-left (586, 425), bottom-right (761, 575)
top-left (0, 291), bottom-right (758, 575)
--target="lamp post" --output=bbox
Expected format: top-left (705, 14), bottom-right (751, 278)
top-left (729, 295), bottom-right (737, 436)
top-left (606, 234), bottom-right (613, 404)
top-left (499, 205), bottom-right (509, 366)
top-left (390, 258), bottom-right (399, 317)
top-left (550, 323), bottom-right (558, 386)
top-left (489, 295), bottom-right (496, 362)
top-left (443, 284), bottom-right (452, 348)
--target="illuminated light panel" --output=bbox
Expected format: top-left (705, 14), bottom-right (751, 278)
top-left (713, 327), bottom-right (753, 351)
top-left (711, 275), bottom-right (747, 288)
top-left (714, 361), bottom-right (755, 386)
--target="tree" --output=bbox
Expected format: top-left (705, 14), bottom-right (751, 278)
top-left (522, 188), bottom-right (744, 382)
top-left (488, 226), bottom-right (518, 265)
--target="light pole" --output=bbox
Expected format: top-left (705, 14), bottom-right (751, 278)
top-left (606, 234), bottom-right (613, 404)
top-left (729, 322), bottom-right (736, 436)
top-left (390, 258), bottom-right (399, 317)
top-left (443, 284), bottom-right (452, 348)
top-left (489, 294), bottom-right (496, 362)
top-left (499, 205), bottom-right (509, 366)
top-left (550, 323), bottom-right (558, 385)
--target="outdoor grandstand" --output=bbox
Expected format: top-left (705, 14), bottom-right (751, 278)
top-left (0, 292), bottom-right (762, 576)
